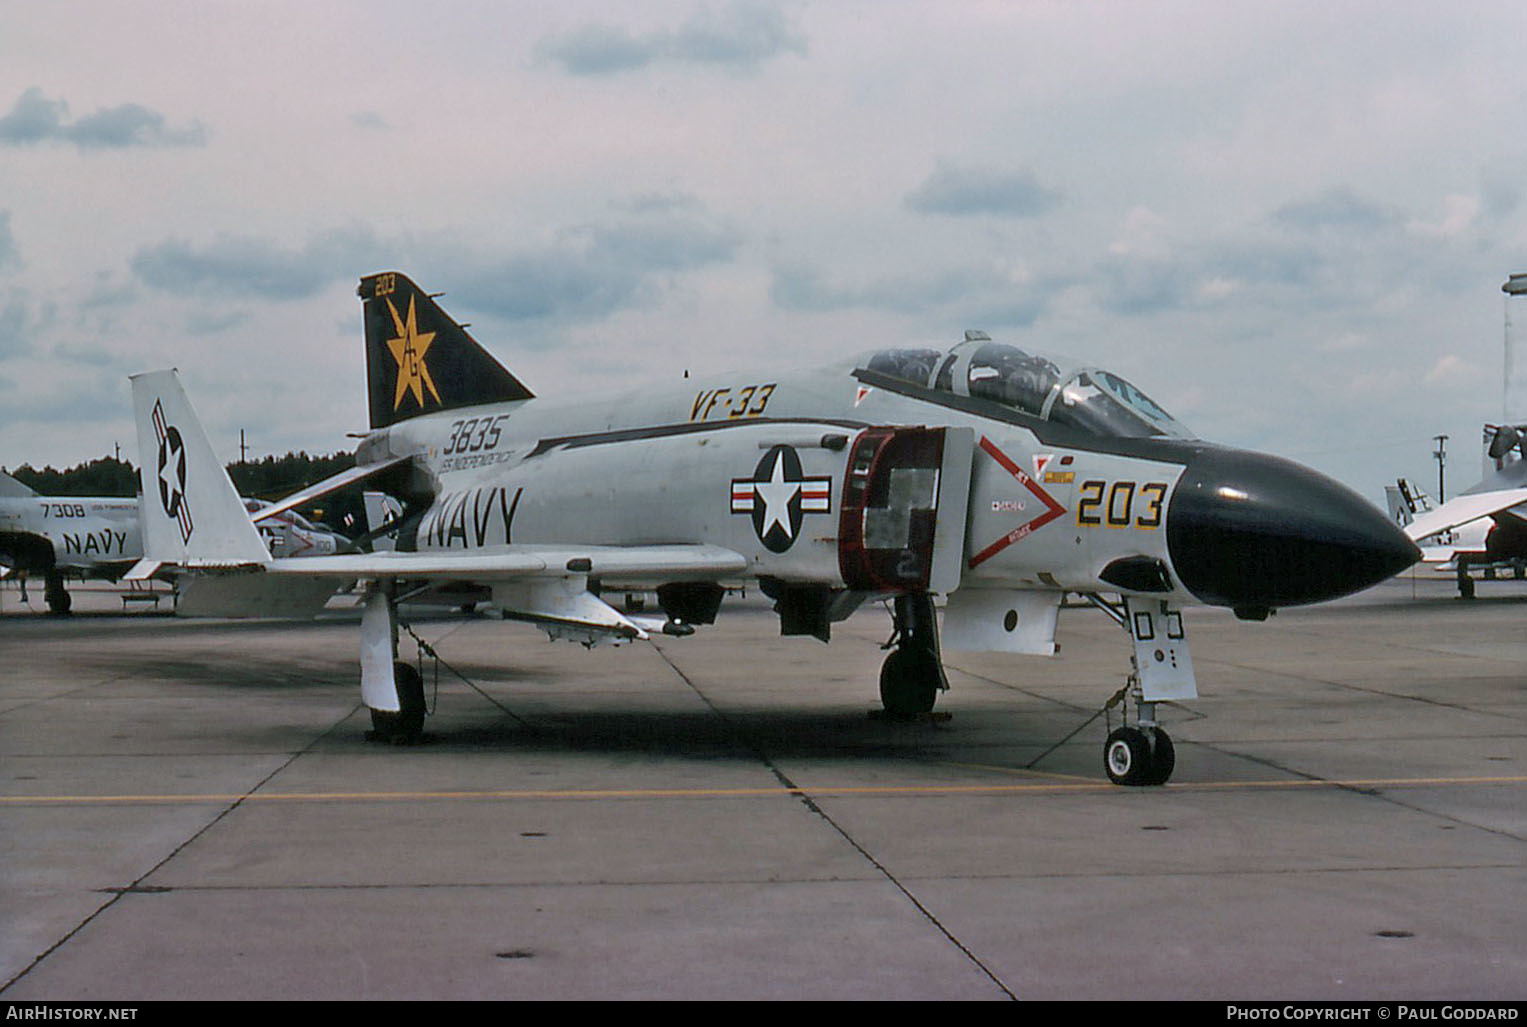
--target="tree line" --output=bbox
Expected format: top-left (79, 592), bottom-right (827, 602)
top-left (4, 452), bottom-right (367, 536)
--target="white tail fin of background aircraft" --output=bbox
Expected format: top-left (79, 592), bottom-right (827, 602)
top-left (130, 370), bottom-right (271, 569)
top-left (0, 471), bottom-right (37, 498)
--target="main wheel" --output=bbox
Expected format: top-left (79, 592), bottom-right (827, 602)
top-left (369, 661), bottom-right (426, 744)
top-left (879, 646), bottom-right (940, 716)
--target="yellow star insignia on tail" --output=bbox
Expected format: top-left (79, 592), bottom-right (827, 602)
top-left (385, 295), bottom-right (442, 411)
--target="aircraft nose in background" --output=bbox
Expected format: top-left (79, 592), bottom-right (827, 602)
top-left (1166, 447), bottom-right (1421, 616)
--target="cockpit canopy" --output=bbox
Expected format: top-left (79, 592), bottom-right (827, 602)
top-left (860, 335), bottom-right (1193, 440)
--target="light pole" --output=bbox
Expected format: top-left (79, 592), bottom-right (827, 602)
top-left (1433, 434), bottom-right (1448, 502)
top-left (1505, 274), bottom-right (1527, 423)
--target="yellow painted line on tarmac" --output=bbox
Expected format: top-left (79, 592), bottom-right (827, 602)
top-left (2, 774), bottom-right (1524, 806)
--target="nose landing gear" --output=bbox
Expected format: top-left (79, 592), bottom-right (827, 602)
top-left (1104, 722), bottom-right (1176, 787)
top-left (1086, 595), bottom-right (1196, 786)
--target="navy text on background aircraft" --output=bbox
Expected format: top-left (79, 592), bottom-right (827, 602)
top-left (130, 272), bottom-right (1418, 785)
top-left (0, 470), bottom-right (140, 613)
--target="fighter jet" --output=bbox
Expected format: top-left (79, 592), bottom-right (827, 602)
top-left (0, 471), bottom-right (142, 613)
top-left (129, 272), bottom-right (1417, 785)
top-left (242, 498), bottom-right (346, 559)
top-left (0, 467), bottom-right (352, 615)
top-left (1398, 425), bottom-right (1527, 597)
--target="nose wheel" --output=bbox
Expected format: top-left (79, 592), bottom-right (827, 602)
top-left (1104, 724), bottom-right (1175, 786)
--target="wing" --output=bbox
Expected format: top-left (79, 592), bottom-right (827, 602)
top-left (1402, 488), bottom-right (1527, 542)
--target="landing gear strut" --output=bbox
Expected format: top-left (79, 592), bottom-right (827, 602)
top-left (879, 593), bottom-right (947, 716)
top-left (1086, 595), bottom-right (1195, 786)
top-left (362, 584), bottom-right (428, 745)
top-left (44, 572), bottom-right (71, 615)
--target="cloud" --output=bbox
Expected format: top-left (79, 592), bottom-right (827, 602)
top-left (771, 263), bottom-right (1054, 327)
top-left (441, 211), bottom-right (742, 325)
top-left (0, 291), bottom-right (55, 359)
top-left (130, 227), bottom-right (382, 300)
top-left (348, 111), bottom-right (388, 131)
top-left (537, 1), bottom-right (806, 76)
top-left (1407, 194), bottom-right (1480, 239)
top-left (0, 88), bottom-right (206, 149)
top-left (1088, 254), bottom-right (1203, 317)
top-left (905, 164), bottom-right (1063, 219)
top-left (127, 204), bottom-right (739, 326)
top-left (0, 211), bottom-right (19, 270)
top-left (1424, 353), bottom-right (1475, 386)
top-left (1271, 187), bottom-right (1404, 235)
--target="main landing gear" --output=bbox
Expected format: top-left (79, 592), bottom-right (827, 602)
top-left (879, 593), bottom-right (948, 717)
top-left (44, 572), bottom-right (71, 615)
top-left (361, 585), bottom-right (429, 745)
top-left (369, 660), bottom-right (426, 744)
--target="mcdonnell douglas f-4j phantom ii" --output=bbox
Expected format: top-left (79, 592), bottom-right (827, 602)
top-left (130, 272), bottom-right (1418, 785)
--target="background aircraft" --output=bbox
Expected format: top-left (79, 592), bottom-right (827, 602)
top-left (0, 469), bottom-right (352, 614)
top-left (1398, 425), bottom-right (1527, 598)
top-left (242, 498), bottom-right (346, 559)
top-left (131, 272), bottom-right (1417, 786)
top-left (0, 470), bottom-right (141, 613)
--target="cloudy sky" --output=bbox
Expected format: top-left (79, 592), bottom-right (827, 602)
top-left (3, 0), bottom-right (1526, 506)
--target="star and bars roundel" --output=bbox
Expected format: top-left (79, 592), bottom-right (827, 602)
top-left (151, 398), bottom-right (194, 544)
top-left (731, 445), bottom-right (832, 553)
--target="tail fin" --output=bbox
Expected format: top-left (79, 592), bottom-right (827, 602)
top-left (1386, 478), bottom-right (1435, 528)
top-left (130, 369), bottom-right (271, 567)
top-left (358, 271), bottom-right (534, 429)
top-left (362, 490), bottom-right (403, 552)
top-left (0, 471), bottom-right (37, 498)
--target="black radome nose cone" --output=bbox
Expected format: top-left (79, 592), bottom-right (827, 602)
top-left (1166, 447), bottom-right (1420, 612)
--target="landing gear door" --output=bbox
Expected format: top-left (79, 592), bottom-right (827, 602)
top-left (839, 426), bottom-right (974, 594)
top-left (1128, 599), bottom-right (1198, 701)
top-left (930, 428), bottom-right (974, 593)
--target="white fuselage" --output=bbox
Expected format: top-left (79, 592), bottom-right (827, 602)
top-left (359, 356), bottom-right (1198, 603)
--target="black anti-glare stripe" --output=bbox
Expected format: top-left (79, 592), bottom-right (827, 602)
top-left (529, 417), bottom-right (870, 458)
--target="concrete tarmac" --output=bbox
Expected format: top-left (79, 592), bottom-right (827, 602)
top-left (1, 574), bottom-right (1523, 1001)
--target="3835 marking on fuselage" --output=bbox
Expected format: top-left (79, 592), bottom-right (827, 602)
top-left (439, 414), bottom-right (514, 472)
